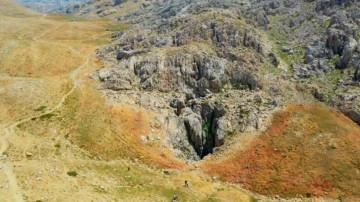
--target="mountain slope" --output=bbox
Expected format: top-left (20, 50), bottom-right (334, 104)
top-left (1, 0), bottom-right (360, 201)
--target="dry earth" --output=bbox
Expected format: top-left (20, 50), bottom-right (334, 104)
top-left (1, 0), bottom-right (360, 202)
top-left (203, 104), bottom-right (360, 201)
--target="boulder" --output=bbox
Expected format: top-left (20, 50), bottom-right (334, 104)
top-left (269, 1), bottom-right (281, 9)
top-left (353, 58), bottom-right (360, 81)
top-left (213, 117), bottom-right (227, 147)
top-left (183, 109), bottom-right (204, 156)
top-left (268, 52), bottom-right (280, 67)
top-left (342, 109), bottom-right (360, 125)
top-left (231, 71), bottom-right (262, 90)
top-left (97, 68), bottom-right (133, 90)
top-left (117, 50), bottom-right (146, 60)
top-left (355, 68), bottom-right (360, 81)
top-left (170, 98), bottom-right (186, 116)
top-left (304, 40), bottom-right (328, 64)
top-left (166, 116), bottom-right (199, 160)
top-left (336, 37), bottom-right (357, 68)
top-left (326, 29), bottom-right (348, 55)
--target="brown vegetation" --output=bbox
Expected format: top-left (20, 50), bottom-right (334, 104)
top-left (203, 104), bottom-right (360, 199)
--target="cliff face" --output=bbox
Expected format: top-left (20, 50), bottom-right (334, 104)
top-left (91, 0), bottom-right (280, 160)
top-left (85, 0), bottom-right (360, 160)
top-left (19, 0), bottom-right (360, 185)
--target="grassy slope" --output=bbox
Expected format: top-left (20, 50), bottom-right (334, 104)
top-left (203, 103), bottom-right (360, 200)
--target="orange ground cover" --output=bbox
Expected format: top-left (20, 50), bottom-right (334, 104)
top-left (203, 104), bottom-right (360, 199)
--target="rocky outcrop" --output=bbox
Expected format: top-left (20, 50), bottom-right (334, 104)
top-left (316, 0), bottom-right (356, 13)
top-left (165, 115), bottom-right (199, 160)
top-left (301, 2), bottom-right (359, 79)
top-left (97, 53), bottom-right (262, 97)
top-left (170, 98), bottom-right (186, 116)
top-left (342, 109), bottom-right (360, 125)
top-left (94, 0), bottom-right (360, 162)
top-left (231, 71), bottom-right (262, 90)
top-left (326, 28), bottom-right (357, 68)
top-left (168, 100), bottom-right (227, 159)
top-left (78, 0), bottom-right (126, 16)
top-left (354, 58), bottom-right (360, 81)
top-left (18, 0), bottom-right (88, 13)
top-left (117, 50), bottom-right (147, 60)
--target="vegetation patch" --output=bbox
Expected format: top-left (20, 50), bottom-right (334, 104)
top-left (39, 113), bottom-right (56, 120)
top-left (67, 171), bottom-right (78, 177)
top-left (34, 106), bottom-right (47, 111)
top-left (203, 104), bottom-right (360, 199)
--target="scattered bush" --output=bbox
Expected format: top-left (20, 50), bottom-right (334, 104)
top-left (67, 171), bottom-right (78, 177)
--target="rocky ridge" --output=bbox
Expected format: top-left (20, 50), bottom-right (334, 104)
top-left (92, 0), bottom-right (285, 160)
top-left (17, 0), bottom-right (89, 13)
top-left (87, 0), bottom-right (360, 159)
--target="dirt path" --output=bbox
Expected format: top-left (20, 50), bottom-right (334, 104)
top-left (0, 56), bottom-right (89, 202)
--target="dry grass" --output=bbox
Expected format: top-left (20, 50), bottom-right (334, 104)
top-left (203, 103), bottom-right (360, 200)
top-left (0, 0), bottom-right (119, 78)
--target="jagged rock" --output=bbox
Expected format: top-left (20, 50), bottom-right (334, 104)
top-left (166, 100), bottom-right (228, 159)
top-left (252, 10), bottom-right (269, 28)
top-left (17, 0), bottom-right (86, 13)
top-left (316, 0), bottom-right (355, 13)
top-left (355, 68), bottom-right (360, 81)
top-left (268, 52), bottom-right (280, 67)
top-left (97, 68), bottom-right (133, 90)
top-left (117, 50), bottom-right (147, 60)
top-left (105, 53), bottom-right (232, 96)
top-left (337, 37), bottom-right (357, 68)
top-left (213, 117), bottom-right (227, 147)
top-left (141, 77), bottom-right (154, 90)
top-left (166, 116), bottom-right (199, 161)
top-left (353, 58), bottom-right (360, 81)
top-left (326, 28), bottom-right (348, 55)
top-left (170, 98), bottom-right (185, 109)
top-left (183, 108), bottom-right (204, 157)
top-left (304, 40), bottom-right (332, 64)
top-left (269, 1), bottom-right (281, 9)
top-left (170, 98), bottom-right (186, 116)
top-left (293, 63), bottom-right (312, 78)
top-left (342, 109), bottom-right (360, 125)
top-left (98, 9), bottom-right (117, 17)
top-left (113, 0), bottom-right (123, 6)
top-left (312, 88), bottom-right (326, 102)
top-left (243, 31), bottom-right (264, 55)
top-left (231, 71), bottom-right (262, 90)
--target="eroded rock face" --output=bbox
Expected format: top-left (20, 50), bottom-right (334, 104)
top-left (354, 58), bottom-right (360, 81)
top-left (168, 100), bottom-right (227, 159)
top-left (165, 115), bottom-right (200, 160)
top-left (316, 0), bottom-right (355, 13)
top-left (96, 53), bottom-right (261, 97)
top-left (342, 109), bottom-right (360, 125)
top-left (91, 0), bottom-right (303, 161)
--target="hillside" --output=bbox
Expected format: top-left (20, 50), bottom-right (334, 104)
top-left (16, 0), bottom-right (88, 13)
top-left (1, 0), bottom-right (360, 201)
top-left (204, 104), bottom-right (360, 200)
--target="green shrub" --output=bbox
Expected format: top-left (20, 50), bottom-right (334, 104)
top-left (67, 171), bottom-right (78, 177)
top-left (39, 113), bottom-right (55, 120)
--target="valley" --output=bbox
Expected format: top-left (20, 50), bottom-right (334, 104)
top-left (1, 0), bottom-right (360, 202)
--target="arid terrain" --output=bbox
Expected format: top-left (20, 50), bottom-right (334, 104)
top-left (1, 0), bottom-right (360, 202)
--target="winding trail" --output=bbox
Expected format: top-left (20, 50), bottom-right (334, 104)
top-left (0, 56), bottom-right (89, 202)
